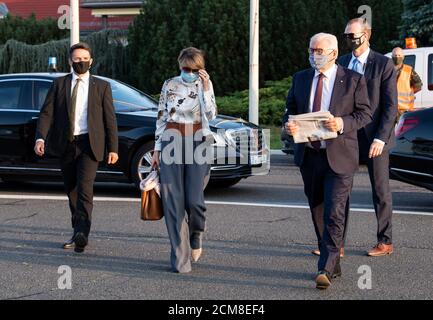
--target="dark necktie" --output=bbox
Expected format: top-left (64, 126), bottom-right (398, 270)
top-left (69, 78), bottom-right (81, 141)
top-left (311, 73), bottom-right (324, 150)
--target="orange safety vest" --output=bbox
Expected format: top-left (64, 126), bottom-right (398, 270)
top-left (397, 64), bottom-right (415, 114)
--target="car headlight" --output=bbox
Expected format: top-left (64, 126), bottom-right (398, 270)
top-left (211, 131), bottom-right (228, 147)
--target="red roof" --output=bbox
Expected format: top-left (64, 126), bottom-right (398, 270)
top-left (1, 0), bottom-right (135, 30)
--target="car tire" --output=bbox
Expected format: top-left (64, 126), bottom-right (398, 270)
top-left (208, 178), bottom-right (242, 189)
top-left (130, 142), bottom-right (155, 189)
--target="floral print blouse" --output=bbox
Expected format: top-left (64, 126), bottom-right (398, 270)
top-left (154, 76), bottom-right (217, 151)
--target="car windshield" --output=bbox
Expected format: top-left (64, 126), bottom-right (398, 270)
top-left (104, 78), bottom-right (157, 112)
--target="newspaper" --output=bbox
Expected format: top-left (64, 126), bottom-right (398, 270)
top-left (288, 111), bottom-right (338, 144)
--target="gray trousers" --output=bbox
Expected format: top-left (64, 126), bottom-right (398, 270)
top-left (160, 136), bottom-right (211, 273)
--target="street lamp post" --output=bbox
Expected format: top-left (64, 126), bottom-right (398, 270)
top-left (70, 0), bottom-right (80, 46)
top-left (249, 0), bottom-right (259, 125)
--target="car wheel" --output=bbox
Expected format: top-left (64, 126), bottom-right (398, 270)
top-left (130, 142), bottom-right (154, 189)
top-left (208, 178), bottom-right (242, 189)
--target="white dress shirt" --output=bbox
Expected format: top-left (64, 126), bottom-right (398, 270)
top-left (71, 71), bottom-right (90, 136)
top-left (36, 72), bottom-right (90, 144)
top-left (349, 48), bottom-right (385, 146)
top-left (308, 64), bottom-right (338, 113)
top-left (308, 64), bottom-right (338, 149)
top-left (349, 47), bottom-right (370, 75)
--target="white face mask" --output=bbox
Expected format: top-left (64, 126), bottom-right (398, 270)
top-left (309, 51), bottom-right (334, 71)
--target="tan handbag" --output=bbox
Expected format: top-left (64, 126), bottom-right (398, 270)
top-left (140, 170), bottom-right (163, 221)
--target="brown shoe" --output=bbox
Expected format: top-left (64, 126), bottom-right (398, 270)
top-left (367, 243), bottom-right (393, 257)
top-left (311, 249), bottom-right (320, 256)
top-left (315, 271), bottom-right (331, 290)
top-left (311, 248), bottom-right (345, 258)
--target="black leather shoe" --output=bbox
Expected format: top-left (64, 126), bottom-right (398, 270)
top-left (74, 232), bottom-right (88, 253)
top-left (315, 271), bottom-right (332, 290)
top-left (332, 264), bottom-right (342, 279)
top-left (62, 235), bottom-right (76, 249)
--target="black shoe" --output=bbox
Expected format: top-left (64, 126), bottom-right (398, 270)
top-left (332, 264), bottom-right (342, 279)
top-left (62, 235), bottom-right (76, 249)
top-left (74, 232), bottom-right (88, 253)
top-left (315, 271), bottom-right (332, 290)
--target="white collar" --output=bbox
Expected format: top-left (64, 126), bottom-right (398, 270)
top-left (314, 63), bottom-right (338, 78)
top-left (352, 47), bottom-right (370, 65)
top-left (72, 71), bottom-right (90, 83)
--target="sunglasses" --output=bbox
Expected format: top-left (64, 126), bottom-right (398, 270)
top-left (344, 33), bottom-right (365, 40)
top-left (182, 67), bottom-right (200, 73)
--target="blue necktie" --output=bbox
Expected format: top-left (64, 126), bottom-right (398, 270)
top-left (351, 58), bottom-right (362, 74)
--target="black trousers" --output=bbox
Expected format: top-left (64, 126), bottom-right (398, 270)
top-left (60, 134), bottom-right (99, 238)
top-left (343, 132), bottom-right (393, 245)
top-left (300, 148), bottom-right (354, 274)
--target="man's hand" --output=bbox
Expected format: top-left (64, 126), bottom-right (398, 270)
top-left (285, 121), bottom-right (299, 136)
top-left (151, 150), bottom-right (160, 170)
top-left (324, 116), bottom-right (343, 133)
top-left (107, 152), bottom-right (119, 164)
top-left (34, 141), bottom-right (45, 157)
top-left (369, 140), bottom-right (385, 159)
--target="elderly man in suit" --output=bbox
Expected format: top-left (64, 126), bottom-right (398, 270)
top-left (283, 33), bottom-right (372, 289)
top-left (339, 18), bottom-right (398, 257)
top-left (34, 42), bottom-right (119, 253)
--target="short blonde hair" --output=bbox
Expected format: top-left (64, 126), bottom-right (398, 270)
top-left (178, 47), bottom-right (205, 70)
top-left (347, 18), bottom-right (372, 39)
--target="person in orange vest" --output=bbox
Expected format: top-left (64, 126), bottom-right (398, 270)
top-left (392, 47), bottom-right (423, 116)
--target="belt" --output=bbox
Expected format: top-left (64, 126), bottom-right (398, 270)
top-left (166, 122), bottom-right (202, 136)
top-left (72, 133), bottom-right (89, 141)
top-left (306, 146), bottom-right (327, 154)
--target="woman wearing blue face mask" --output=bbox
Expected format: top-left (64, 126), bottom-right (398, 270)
top-left (151, 47), bottom-right (217, 273)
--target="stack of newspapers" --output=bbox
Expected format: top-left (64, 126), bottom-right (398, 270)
top-left (288, 111), bottom-right (338, 144)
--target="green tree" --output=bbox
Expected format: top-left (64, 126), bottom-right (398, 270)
top-left (399, 0), bottom-right (433, 46)
top-left (129, 0), bottom-right (402, 95)
top-left (0, 14), bottom-right (68, 45)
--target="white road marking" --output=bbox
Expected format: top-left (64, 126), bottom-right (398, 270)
top-left (0, 194), bottom-right (432, 217)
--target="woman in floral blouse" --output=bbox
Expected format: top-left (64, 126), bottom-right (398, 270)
top-left (151, 47), bottom-right (217, 273)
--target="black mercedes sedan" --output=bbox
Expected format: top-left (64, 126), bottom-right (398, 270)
top-left (0, 73), bottom-right (270, 189)
top-left (390, 108), bottom-right (433, 191)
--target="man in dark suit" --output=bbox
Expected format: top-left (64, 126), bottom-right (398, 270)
top-left (34, 42), bottom-right (119, 253)
top-left (339, 18), bottom-right (398, 257)
top-left (283, 33), bottom-right (372, 289)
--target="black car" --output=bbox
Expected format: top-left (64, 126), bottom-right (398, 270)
top-left (390, 108), bottom-right (433, 191)
top-left (0, 73), bottom-right (270, 188)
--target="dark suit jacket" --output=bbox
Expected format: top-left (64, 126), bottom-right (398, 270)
top-left (282, 65), bottom-right (372, 175)
top-left (338, 49), bottom-right (398, 149)
top-left (36, 74), bottom-right (118, 162)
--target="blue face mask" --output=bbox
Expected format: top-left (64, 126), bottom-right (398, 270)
top-left (181, 70), bottom-right (199, 83)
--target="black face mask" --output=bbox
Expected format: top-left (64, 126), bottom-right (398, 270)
top-left (72, 61), bottom-right (91, 74)
top-left (345, 34), bottom-right (365, 51)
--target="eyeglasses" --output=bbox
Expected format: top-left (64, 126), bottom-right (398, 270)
top-left (181, 67), bottom-right (200, 73)
top-left (308, 48), bottom-right (334, 55)
top-left (344, 33), bottom-right (365, 40)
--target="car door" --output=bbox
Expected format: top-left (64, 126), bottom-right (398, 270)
top-left (28, 79), bottom-right (62, 171)
top-left (0, 79), bottom-right (34, 166)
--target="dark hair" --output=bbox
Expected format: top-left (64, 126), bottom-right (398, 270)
top-left (69, 42), bottom-right (92, 57)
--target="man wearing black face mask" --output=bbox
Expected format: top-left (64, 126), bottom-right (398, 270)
top-left (392, 47), bottom-right (423, 117)
top-left (34, 42), bottom-right (119, 253)
top-left (338, 18), bottom-right (398, 257)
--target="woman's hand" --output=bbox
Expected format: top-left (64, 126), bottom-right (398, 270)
top-left (151, 150), bottom-right (160, 170)
top-left (198, 69), bottom-right (210, 91)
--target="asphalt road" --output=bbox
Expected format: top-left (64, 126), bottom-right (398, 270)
top-left (0, 154), bottom-right (432, 300)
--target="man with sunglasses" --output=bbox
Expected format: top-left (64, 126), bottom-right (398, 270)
top-left (338, 18), bottom-right (398, 257)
